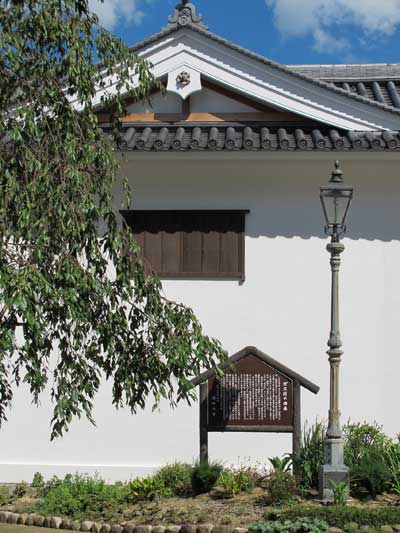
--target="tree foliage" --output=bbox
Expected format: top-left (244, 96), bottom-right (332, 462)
top-left (0, 0), bottom-right (226, 438)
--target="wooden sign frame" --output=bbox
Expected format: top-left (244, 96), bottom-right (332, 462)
top-left (191, 346), bottom-right (320, 463)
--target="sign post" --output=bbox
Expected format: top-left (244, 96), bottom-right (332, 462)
top-left (192, 346), bottom-right (319, 462)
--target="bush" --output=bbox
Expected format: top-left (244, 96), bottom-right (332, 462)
top-left (291, 421), bottom-right (325, 491)
top-left (351, 448), bottom-right (391, 498)
top-left (31, 472), bottom-right (45, 495)
top-left (343, 422), bottom-right (390, 470)
top-left (290, 420), bottom-right (393, 496)
top-left (35, 474), bottom-right (125, 520)
top-left (266, 504), bottom-right (400, 529)
top-left (190, 461), bottom-right (223, 495)
top-left (385, 441), bottom-right (400, 495)
top-left (218, 467), bottom-right (254, 498)
top-left (37, 475), bottom-right (62, 498)
top-left (0, 485), bottom-right (11, 505)
top-left (250, 518), bottom-right (328, 533)
top-left (13, 482), bottom-right (29, 498)
top-left (154, 462), bottom-right (192, 497)
top-left (265, 471), bottom-right (297, 505)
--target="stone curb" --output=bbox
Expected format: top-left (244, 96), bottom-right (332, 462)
top-left (1, 512), bottom-right (400, 533)
top-left (0, 513), bottom-right (250, 532)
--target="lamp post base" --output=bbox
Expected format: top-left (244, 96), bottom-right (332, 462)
top-left (319, 438), bottom-right (349, 501)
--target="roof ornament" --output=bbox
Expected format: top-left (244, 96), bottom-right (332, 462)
top-left (166, 1), bottom-right (208, 30)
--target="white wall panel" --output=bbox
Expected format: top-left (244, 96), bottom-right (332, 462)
top-left (1, 156), bottom-right (399, 482)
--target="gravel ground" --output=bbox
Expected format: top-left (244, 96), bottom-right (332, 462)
top-left (0, 525), bottom-right (52, 533)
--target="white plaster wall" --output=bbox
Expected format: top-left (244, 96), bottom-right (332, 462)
top-left (126, 92), bottom-right (183, 114)
top-left (1, 154), bottom-right (400, 483)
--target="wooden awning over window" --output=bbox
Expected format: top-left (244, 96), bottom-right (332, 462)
top-left (121, 210), bottom-right (249, 281)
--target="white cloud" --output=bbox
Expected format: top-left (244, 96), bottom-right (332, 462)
top-left (88, 0), bottom-right (147, 31)
top-left (266, 0), bottom-right (400, 53)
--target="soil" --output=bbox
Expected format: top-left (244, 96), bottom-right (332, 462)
top-left (0, 525), bottom-right (53, 533)
top-left (6, 489), bottom-right (270, 528)
top-left (117, 488), bottom-right (268, 527)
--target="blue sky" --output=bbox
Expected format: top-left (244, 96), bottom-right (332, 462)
top-left (89, 0), bottom-right (400, 65)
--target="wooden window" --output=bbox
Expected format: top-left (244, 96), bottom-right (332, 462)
top-left (121, 210), bottom-right (249, 280)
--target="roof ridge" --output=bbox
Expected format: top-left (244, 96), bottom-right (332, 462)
top-left (287, 63), bottom-right (400, 68)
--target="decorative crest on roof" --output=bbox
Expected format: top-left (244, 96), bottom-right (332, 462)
top-left (166, 1), bottom-right (208, 30)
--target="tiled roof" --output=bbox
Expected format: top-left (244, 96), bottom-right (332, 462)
top-left (289, 64), bottom-right (400, 109)
top-left (288, 64), bottom-right (400, 81)
top-left (103, 125), bottom-right (400, 152)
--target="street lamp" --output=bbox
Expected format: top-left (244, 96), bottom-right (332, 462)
top-left (319, 161), bottom-right (354, 501)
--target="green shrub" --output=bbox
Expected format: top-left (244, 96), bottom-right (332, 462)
top-left (13, 482), bottom-right (29, 498)
top-left (31, 472), bottom-right (45, 495)
top-left (351, 448), bottom-right (391, 498)
top-left (123, 475), bottom-right (167, 503)
top-left (38, 475), bottom-right (62, 497)
top-left (35, 474), bottom-right (125, 520)
top-left (343, 422), bottom-right (390, 470)
top-left (154, 462), bottom-right (192, 497)
top-left (291, 420), bottom-right (393, 496)
top-left (0, 485), bottom-right (11, 505)
top-left (218, 467), bottom-right (254, 498)
top-left (266, 504), bottom-right (400, 529)
top-left (265, 471), bottom-right (297, 505)
top-left (250, 517), bottom-right (328, 533)
top-left (290, 421), bottom-right (325, 491)
top-left (190, 461), bottom-right (223, 495)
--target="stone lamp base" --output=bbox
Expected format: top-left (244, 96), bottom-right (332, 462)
top-left (319, 438), bottom-right (349, 500)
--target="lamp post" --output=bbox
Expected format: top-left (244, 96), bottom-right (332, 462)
top-left (319, 161), bottom-right (354, 501)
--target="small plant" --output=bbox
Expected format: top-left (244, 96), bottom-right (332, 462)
top-left (0, 486), bottom-right (11, 505)
top-left (13, 481), bottom-right (29, 498)
top-left (250, 517), bottom-right (328, 533)
top-left (190, 461), bottom-right (223, 495)
top-left (218, 470), bottom-right (240, 498)
top-left (328, 480), bottom-right (349, 506)
top-left (154, 462), bottom-right (192, 497)
top-left (290, 420), bottom-right (325, 491)
top-left (265, 470), bottom-right (297, 504)
top-left (124, 476), bottom-right (167, 503)
top-left (269, 455), bottom-right (292, 473)
top-left (385, 441), bottom-right (400, 495)
top-left (218, 467), bottom-right (254, 498)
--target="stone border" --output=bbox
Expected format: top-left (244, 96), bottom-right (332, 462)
top-left (0, 512), bottom-right (247, 533)
top-left (2, 512), bottom-right (400, 533)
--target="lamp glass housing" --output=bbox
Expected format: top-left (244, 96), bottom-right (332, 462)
top-left (320, 183), bottom-right (353, 238)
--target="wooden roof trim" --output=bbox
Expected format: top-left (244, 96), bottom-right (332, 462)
top-left (191, 345), bottom-right (320, 394)
top-left (96, 112), bottom-right (305, 124)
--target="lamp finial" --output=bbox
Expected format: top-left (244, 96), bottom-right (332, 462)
top-left (331, 160), bottom-right (343, 183)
